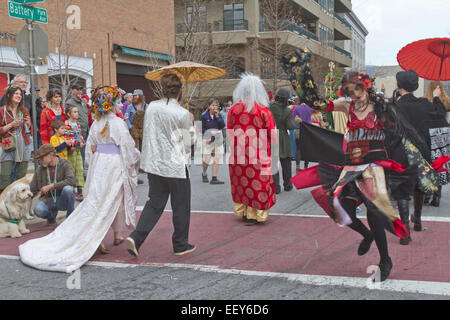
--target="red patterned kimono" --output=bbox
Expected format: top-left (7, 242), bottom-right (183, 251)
top-left (227, 103), bottom-right (277, 222)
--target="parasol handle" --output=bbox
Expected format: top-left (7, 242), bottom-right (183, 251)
top-left (438, 42), bottom-right (447, 84)
top-left (185, 83), bottom-right (189, 111)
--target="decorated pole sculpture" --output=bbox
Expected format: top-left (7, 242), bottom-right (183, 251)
top-left (324, 61), bottom-right (337, 130)
top-left (280, 48), bottom-right (326, 110)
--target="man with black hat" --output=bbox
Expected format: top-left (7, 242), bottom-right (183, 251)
top-left (394, 70), bottom-right (447, 233)
top-left (30, 144), bottom-right (77, 225)
top-left (269, 88), bottom-right (302, 194)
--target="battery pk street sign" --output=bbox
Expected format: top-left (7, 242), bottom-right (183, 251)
top-left (11, 0), bottom-right (45, 3)
top-left (8, 1), bottom-right (48, 24)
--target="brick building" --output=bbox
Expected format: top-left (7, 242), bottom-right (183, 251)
top-left (0, 0), bottom-right (174, 102)
top-left (175, 0), bottom-right (356, 110)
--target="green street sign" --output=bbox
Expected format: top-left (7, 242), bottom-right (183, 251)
top-left (11, 0), bottom-right (45, 3)
top-left (8, 1), bottom-right (48, 24)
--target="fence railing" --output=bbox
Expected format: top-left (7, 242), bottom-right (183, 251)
top-left (214, 19), bottom-right (249, 32)
top-left (260, 20), bottom-right (319, 41)
top-left (334, 44), bottom-right (352, 59)
top-left (334, 14), bottom-right (352, 30)
top-left (176, 23), bottom-right (212, 34)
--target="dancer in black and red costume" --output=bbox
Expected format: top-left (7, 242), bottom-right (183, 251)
top-left (291, 72), bottom-right (450, 282)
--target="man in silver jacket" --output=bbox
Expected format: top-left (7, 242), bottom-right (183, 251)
top-left (126, 74), bottom-right (196, 257)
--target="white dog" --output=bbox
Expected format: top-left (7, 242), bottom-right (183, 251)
top-left (0, 173), bottom-right (34, 220)
top-left (0, 183), bottom-right (33, 238)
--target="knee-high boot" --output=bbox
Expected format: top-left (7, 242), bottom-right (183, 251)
top-left (430, 186), bottom-right (441, 207)
top-left (397, 200), bottom-right (411, 245)
top-left (412, 190), bottom-right (425, 231)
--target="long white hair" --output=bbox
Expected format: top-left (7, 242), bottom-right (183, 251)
top-left (232, 73), bottom-right (269, 113)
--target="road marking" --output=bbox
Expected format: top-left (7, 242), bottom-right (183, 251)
top-left (2, 254), bottom-right (449, 296)
top-left (136, 207), bottom-right (450, 223)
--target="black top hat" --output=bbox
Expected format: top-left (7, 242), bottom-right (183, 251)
top-left (396, 70), bottom-right (419, 92)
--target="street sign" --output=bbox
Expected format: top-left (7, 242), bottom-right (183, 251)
top-left (8, 1), bottom-right (48, 24)
top-left (16, 24), bottom-right (48, 63)
top-left (11, 0), bottom-right (45, 3)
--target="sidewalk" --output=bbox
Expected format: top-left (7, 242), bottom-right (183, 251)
top-left (1, 210), bottom-right (449, 283)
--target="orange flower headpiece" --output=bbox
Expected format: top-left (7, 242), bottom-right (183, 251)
top-left (92, 85), bottom-right (125, 116)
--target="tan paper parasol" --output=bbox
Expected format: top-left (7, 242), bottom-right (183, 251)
top-left (145, 61), bottom-right (227, 110)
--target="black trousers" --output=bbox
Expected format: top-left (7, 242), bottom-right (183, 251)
top-left (130, 169), bottom-right (191, 252)
top-left (273, 158), bottom-right (292, 190)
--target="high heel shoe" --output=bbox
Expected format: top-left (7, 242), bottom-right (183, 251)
top-left (378, 257), bottom-right (393, 282)
top-left (97, 244), bottom-right (110, 254)
top-left (357, 234), bottom-right (374, 256)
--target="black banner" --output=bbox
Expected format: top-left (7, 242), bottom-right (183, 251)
top-left (299, 122), bottom-right (345, 166)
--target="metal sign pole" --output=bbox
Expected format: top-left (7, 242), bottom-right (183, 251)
top-left (26, 18), bottom-right (39, 169)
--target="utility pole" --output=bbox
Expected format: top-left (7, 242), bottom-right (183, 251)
top-left (26, 17), bottom-right (39, 169)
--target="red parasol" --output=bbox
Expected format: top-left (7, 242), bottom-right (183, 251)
top-left (397, 38), bottom-right (450, 82)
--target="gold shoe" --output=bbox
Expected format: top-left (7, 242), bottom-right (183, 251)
top-left (126, 237), bottom-right (139, 257)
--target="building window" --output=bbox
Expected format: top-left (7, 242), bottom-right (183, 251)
top-left (223, 3), bottom-right (244, 31)
top-left (307, 22), bottom-right (317, 34)
top-left (187, 5), bottom-right (207, 31)
top-left (230, 57), bottom-right (245, 78)
top-left (319, 24), bottom-right (333, 47)
top-left (328, 0), bottom-right (334, 14)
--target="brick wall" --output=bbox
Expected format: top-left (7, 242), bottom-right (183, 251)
top-left (0, 0), bottom-right (174, 92)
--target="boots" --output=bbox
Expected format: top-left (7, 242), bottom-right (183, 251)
top-left (411, 191), bottom-right (425, 231)
top-left (424, 194), bottom-right (431, 205)
top-left (430, 186), bottom-right (441, 207)
top-left (378, 257), bottom-right (393, 282)
top-left (397, 200), bottom-right (411, 245)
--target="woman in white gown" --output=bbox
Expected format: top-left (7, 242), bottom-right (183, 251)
top-left (19, 86), bottom-right (140, 273)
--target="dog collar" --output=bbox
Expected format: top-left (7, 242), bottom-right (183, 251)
top-left (1, 200), bottom-right (21, 225)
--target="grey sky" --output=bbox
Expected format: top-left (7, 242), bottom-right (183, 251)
top-left (352, 0), bottom-right (450, 66)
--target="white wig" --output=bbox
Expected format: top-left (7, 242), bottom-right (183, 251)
top-left (233, 73), bottom-right (269, 113)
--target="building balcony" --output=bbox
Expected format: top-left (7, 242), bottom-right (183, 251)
top-left (334, 44), bottom-right (352, 59)
top-left (334, 0), bottom-right (352, 12)
top-left (176, 23), bottom-right (212, 34)
top-left (213, 19), bottom-right (249, 32)
top-left (260, 21), bottom-right (319, 41)
top-left (334, 14), bottom-right (352, 40)
top-left (293, 0), bottom-right (322, 19)
top-left (334, 13), bottom-right (352, 30)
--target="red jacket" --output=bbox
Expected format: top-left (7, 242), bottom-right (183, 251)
top-left (86, 103), bottom-right (93, 127)
top-left (40, 106), bottom-right (67, 144)
top-left (0, 105), bottom-right (33, 145)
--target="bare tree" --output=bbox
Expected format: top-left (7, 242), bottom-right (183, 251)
top-left (47, 0), bottom-right (97, 103)
top-left (143, 0), bottom-right (238, 118)
top-left (259, 0), bottom-right (297, 91)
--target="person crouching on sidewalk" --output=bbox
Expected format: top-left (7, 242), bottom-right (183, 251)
top-left (30, 144), bottom-right (76, 226)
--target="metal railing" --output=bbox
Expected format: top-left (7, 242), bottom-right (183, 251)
top-left (260, 20), bottom-right (319, 41)
top-left (334, 44), bottom-right (352, 59)
top-left (334, 13), bottom-right (352, 30)
top-left (176, 23), bottom-right (212, 34)
top-left (213, 19), bottom-right (249, 32)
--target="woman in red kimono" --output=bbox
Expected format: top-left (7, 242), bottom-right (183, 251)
top-left (227, 73), bottom-right (277, 226)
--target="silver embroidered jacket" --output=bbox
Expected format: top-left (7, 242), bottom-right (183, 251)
top-left (140, 98), bottom-right (192, 179)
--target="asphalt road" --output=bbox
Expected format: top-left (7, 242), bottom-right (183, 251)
top-left (1, 160), bottom-right (449, 302)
